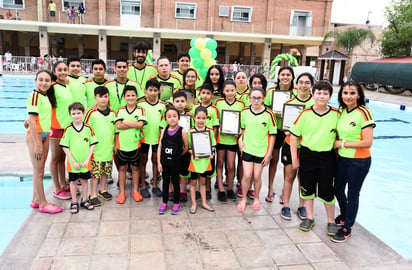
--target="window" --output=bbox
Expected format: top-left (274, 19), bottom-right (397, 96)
top-left (62, 0), bottom-right (84, 11)
top-left (289, 10), bottom-right (312, 36)
top-left (121, 0), bottom-right (141, 15)
top-left (231, 6), bottom-right (252, 22)
top-left (175, 2), bottom-right (196, 19)
top-left (1, 0), bottom-right (24, 9)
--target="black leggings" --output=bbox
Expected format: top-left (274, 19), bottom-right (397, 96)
top-left (162, 165), bottom-right (180, 204)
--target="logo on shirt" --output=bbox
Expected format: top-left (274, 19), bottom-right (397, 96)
top-left (349, 121), bottom-right (356, 127)
top-left (134, 115), bottom-right (139, 120)
top-left (261, 122), bottom-right (267, 127)
top-left (207, 116), bottom-right (211, 121)
top-left (330, 128), bottom-right (337, 133)
top-left (158, 109), bottom-right (162, 114)
top-left (84, 137), bottom-right (89, 143)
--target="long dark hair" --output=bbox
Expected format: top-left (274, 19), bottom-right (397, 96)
top-left (36, 70), bottom-right (57, 108)
top-left (249, 73), bottom-right (267, 90)
top-left (276, 66), bottom-right (295, 90)
top-left (338, 80), bottom-right (366, 109)
top-left (51, 61), bottom-right (67, 82)
top-left (204, 65), bottom-right (224, 92)
top-left (182, 68), bottom-right (198, 88)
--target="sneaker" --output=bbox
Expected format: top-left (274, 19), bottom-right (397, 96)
top-left (206, 190), bottom-right (212, 200)
top-left (132, 191), bottom-right (143, 202)
top-left (168, 192), bottom-right (174, 201)
top-left (299, 218), bottom-right (315, 232)
top-left (247, 190), bottom-right (255, 199)
top-left (297, 207), bottom-right (307, 220)
top-left (195, 191), bottom-right (201, 200)
top-left (53, 189), bottom-right (71, 200)
top-left (97, 190), bottom-right (112, 201)
top-left (236, 188), bottom-right (243, 198)
top-left (331, 227), bottom-right (352, 243)
top-left (218, 191), bottom-right (227, 203)
top-left (281, 207), bottom-right (292, 220)
top-left (140, 188), bottom-right (151, 198)
top-left (335, 214), bottom-right (345, 226)
top-left (152, 187), bottom-right (163, 197)
top-left (180, 192), bottom-right (188, 202)
top-left (227, 189), bottom-right (236, 201)
top-left (158, 203), bottom-right (167, 214)
top-left (214, 182), bottom-right (218, 189)
top-left (107, 176), bottom-right (114, 185)
top-left (327, 222), bottom-right (340, 236)
top-left (171, 204), bottom-right (181, 215)
top-left (89, 195), bottom-right (102, 207)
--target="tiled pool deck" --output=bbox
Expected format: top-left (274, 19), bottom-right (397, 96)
top-left (0, 90), bottom-right (411, 270)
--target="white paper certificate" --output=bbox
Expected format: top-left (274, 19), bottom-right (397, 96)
top-left (178, 115), bottom-right (191, 132)
top-left (180, 89), bottom-right (197, 111)
top-left (220, 110), bottom-right (240, 135)
top-left (272, 90), bottom-right (292, 113)
top-left (191, 131), bottom-right (212, 158)
top-left (281, 104), bottom-right (305, 131)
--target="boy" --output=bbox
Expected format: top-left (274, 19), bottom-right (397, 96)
top-left (290, 80), bottom-right (340, 236)
top-left (156, 56), bottom-right (182, 102)
top-left (115, 85), bottom-right (147, 203)
top-left (67, 57), bottom-right (87, 106)
top-left (85, 59), bottom-right (108, 108)
top-left (171, 52), bottom-right (202, 88)
top-left (60, 102), bottom-right (97, 213)
top-left (105, 58), bottom-right (144, 113)
top-left (191, 83), bottom-right (219, 200)
top-left (138, 79), bottom-right (166, 198)
top-left (127, 41), bottom-right (158, 90)
top-left (84, 86), bottom-right (116, 207)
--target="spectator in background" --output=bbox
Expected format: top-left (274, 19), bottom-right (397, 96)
top-left (31, 56), bottom-right (37, 72)
top-left (70, 6), bottom-right (76, 24)
top-left (48, 1), bottom-right (56, 22)
top-left (66, 6), bottom-right (71, 23)
top-left (6, 10), bottom-right (12, 19)
top-left (78, 3), bottom-right (85, 24)
top-left (5, 51), bottom-right (12, 64)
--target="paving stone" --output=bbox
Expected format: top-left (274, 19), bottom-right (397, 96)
top-left (163, 232), bottom-right (198, 251)
top-left (273, 215), bottom-right (302, 228)
top-left (57, 238), bottom-right (94, 256)
top-left (200, 249), bottom-right (240, 269)
top-left (190, 218), bottom-right (221, 232)
top-left (279, 265), bottom-right (314, 270)
top-left (234, 246), bottom-right (276, 268)
top-left (50, 256), bottom-right (90, 270)
top-left (130, 234), bottom-right (163, 253)
top-left (257, 229), bottom-right (293, 248)
top-left (218, 216), bottom-right (252, 231)
top-left (46, 223), bottom-right (67, 239)
top-left (246, 215), bottom-right (279, 230)
top-left (284, 228), bottom-right (322, 244)
top-left (161, 219), bottom-right (192, 234)
top-left (198, 231), bottom-right (231, 250)
top-left (90, 254), bottom-right (129, 270)
top-left (298, 243), bottom-right (340, 262)
top-left (270, 244), bottom-right (308, 266)
top-left (130, 251), bottom-right (166, 270)
top-left (98, 220), bottom-right (129, 236)
top-left (65, 222), bottom-right (98, 237)
top-left (37, 239), bottom-right (60, 257)
top-left (30, 257), bottom-right (53, 270)
top-left (131, 206), bottom-right (160, 220)
top-left (165, 250), bottom-right (202, 270)
top-left (312, 261), bottom-right (350, 270)
top-left (101, 207), bottom-right (130, 220)
top-left (93, 236), bottom-right (129, 255)
top-left (225, 230), bottom-right (262, 248)
top-left (69, 208), bottom-right (102, 222)
top-left (52, 211), bottom-right (71, 223)
top-left (130, 219), bottom-right (161, 235)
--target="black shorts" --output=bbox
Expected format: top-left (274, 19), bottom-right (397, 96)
top-left (216, 143), bottom-right (239, 152)
top-left (280, 143), bottom-right (294, 165)
top-left (68, 171), bottom-right (91, 182)
top-left (179, 152), bottom-right (191, 177)
top-left (190, 170), bottom-right (213, 179)
top-left (50, 11), bottom-right (55, 17)
top-left (242, 152), bottom-right (264, 164)
top-left (298, 146), bottom-right (336, 203)
top-left (117, 149), bottom-right (141, 167)
top-left (274, 129), bottom-right (286, 149)
top-left (140, 143), bottom-right (159, 154)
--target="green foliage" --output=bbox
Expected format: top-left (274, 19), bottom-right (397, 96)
top-left (323, 28), bottom-right (376, 53)
top-left (380, 0), bottom-right (412, 56)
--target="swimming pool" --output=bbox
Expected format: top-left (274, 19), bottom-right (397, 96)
top-left (1, 74), bottom-right (411, 258)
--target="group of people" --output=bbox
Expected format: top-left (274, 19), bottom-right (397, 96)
top-left (26, 41), bottom-right (375, 243)
top-left (48, 1), bottom-right (85, 24)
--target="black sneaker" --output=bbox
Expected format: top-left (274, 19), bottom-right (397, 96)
top-left (180, 192), bottom-right (188, 202)
top-left (218, 191), bottom-right (227, 203)
top-left (227, 189), bottom-right (236, 201)
top-left (297, 206), bottom-right (307, 220)
top-left (327, 222), bottom-right (340, 236)
top-left (335, 214), bottom-right (345, 226)
top-left (152, 187), bottom-right (163, 197)
top-left (168, 192), bottom-right (174, 201)
top-left (89, 195), bottom-right (102, 207)
top-left (281, 207), bottom-right (292, 220)
top-left (140, 188), bottom-right (151, 198)
top-left (97, 190), bottom-right (112, 201)
top-left (206, 190), bottom-right (212, 200)
top-left (195, 191), bottom-right (201, 200)
top-left (331, 227), bottom-right (352, 243)
top-left (299, 218), bottom-right (315, 232)
top-left (214, 182), bottom-right (218, 189)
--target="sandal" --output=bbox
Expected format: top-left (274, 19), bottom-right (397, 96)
top-left (265, 193), bottom-right (274, 203)
top-left (80, 200), bottom-right (94, 210)
top-left (252, 201), bottom-right (261, 211)
top-left (279, 195), bottom-right (284, 205)
top-left (70, 202), bottom-right (79, 214)
top-left (236, 201), bottom-right (246, 212)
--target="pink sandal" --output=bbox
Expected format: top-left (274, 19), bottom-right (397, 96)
top-left (236, 201), bottom-right (246, 212)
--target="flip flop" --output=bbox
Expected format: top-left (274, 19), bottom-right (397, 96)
top-left (190, 206), bottom-right (197, 214)
top-left (201, 205), bottom-right (215, 212)
top-left (236, 201), bottom-right (246, 212)
top-left (265, 193), bottom-right (274, 203)
top-left (252, 201), bottom-right (261, 211)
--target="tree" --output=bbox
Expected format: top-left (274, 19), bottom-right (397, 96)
top-left (380, 0), bottom-right (412, 56)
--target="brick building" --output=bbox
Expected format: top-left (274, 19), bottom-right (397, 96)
top-left (0, 0), bottom-right (333, 64)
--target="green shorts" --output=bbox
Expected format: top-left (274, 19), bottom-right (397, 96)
top-left (91, 160), bottom-right (113, 178)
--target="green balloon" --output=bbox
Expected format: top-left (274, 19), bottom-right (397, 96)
top-left (189, 48), bottom-right (200, 59)
top-left (206, 39), bottom-right (218, 50)
top-left (199, 67), bottom-right (208, 81)
top-left (192, 58), bottom-right (204, 69)
top-left (190, 38), bottom-right (197, 48)
top-left (211, 50), bottom-right (217, 59)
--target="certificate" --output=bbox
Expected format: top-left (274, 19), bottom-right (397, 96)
top-left (220, 110), bottom-right (240, 135)
top-left (191, 130), bottom-right (212, 158)
top-left (272, 90), bottom-right (292, 114)
top-left (281, 104), bottom-right (305, 131)
top-left (178, 115), bottom-right (191, 132)
top-left (180, 89), bottom-right (197, 111)
top-left (159, 82), bottom-right (175, 101)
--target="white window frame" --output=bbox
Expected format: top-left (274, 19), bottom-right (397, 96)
top-left (1, 0), bottom-right (25, 9)
top-left (175, 2), bottom-right (197, 19)
top-left (289, 10), bottom-right (312, 36)
top-left (231, 6), bottom-right (252, 23)
top-left (61, 0), bottom-right (85, 12)
top-left (120, 0), bottom-right (141, 16)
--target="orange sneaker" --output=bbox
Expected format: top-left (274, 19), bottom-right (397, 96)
top-left (132, 191), bottom-right (143, 202)
top-left (116, 193), bottom-right (126, 204)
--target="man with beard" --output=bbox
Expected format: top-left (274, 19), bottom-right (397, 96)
top-left (127, 42), bottom-right (158, 90)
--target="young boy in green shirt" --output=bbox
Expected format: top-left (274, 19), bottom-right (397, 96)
top-left (138, 79), bottom-right (166, 198)
top-left (60, 102), bottom-right (97, 213)
top-left (67, 57), bottom-right (87, 106)
top-left (84, 86), bottom-right (117, 207)
top-left (290, 80), bottom-right (340, 236)
top-left (85, 59), bottom-right (109, 108)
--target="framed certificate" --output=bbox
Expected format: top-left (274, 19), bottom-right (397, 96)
top-left (191, 130), bottom-right (212, 158)
top-left (178, 115), bottom-right (191, 132)
top-left (272, 90), bottom-right (292, 113)
top-left (220, 110), bottom-right (240, 135)
top-left (281, 104), bottom-right (305, 131)
top-left (159, 82), bottom-right (175, 101)
top-left (180, 89), bottom-right (197, 111)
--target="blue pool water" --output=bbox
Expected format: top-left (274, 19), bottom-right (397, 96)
top-left (1, 75), bottom-right (412, 258)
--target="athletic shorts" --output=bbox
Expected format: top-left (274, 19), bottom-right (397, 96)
top-left (280, 142), bottom-right (296, 165)
top-left (50, 128), bottom-right (64, 139)
top-left (117, 149), bottom-right (140, 167)
top-left (91, 160), bottom-right (113, 178)
top-left (190, 170), bottom-right (213, 179)
top-left (298, 146), bottom-right (336, 203)
top-left (216, 143), bottom-right (239, 152)
top-left (50, 11), bottom-right (55, 17)
top-left (68, 171), bottom-right (91, 182)
top-left (179, 152), bottom-right (191, 178)
top-left (274, 129), bottom-right (286, 149)
top-left (140, 143), bottom-right (159, 154)
top-left (242, 152), bottom-right (264, 164)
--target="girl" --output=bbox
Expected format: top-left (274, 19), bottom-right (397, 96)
top-left (332, 80), bottom-right (375, 242)
top-left (188, 106), bottom-right (216, 213)
top-left (249, 73), bottom-right (267, 91)
top-left (26, 70), bottom-right (62, 213)
top-left (234, 71), bottom-right (250, 106)
top-left (50, 61), bottom-right (73, 201)
top-left (279, 72), bottom-right (314, 220)
top-left (203, 65), bottom-right (225, 104)
top-left (215, 80), bottom-right (245, 202)
top-left (174, 68), bottom-right (198, 111)
top-left (264, 66), bottom-right (295, 204)
top-left (157, 108), bottom-right (189, 215)
top-left (237, 87), bottom-right (276, 211)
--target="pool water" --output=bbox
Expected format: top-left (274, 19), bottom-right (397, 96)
top-left (1, 75), bottom-right (412, 258)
